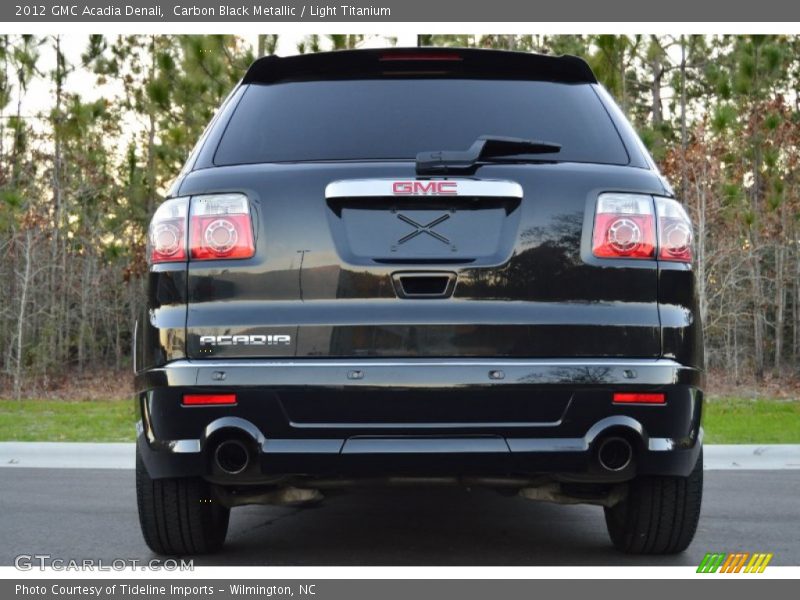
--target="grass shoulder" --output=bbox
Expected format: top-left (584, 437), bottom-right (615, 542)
top-left (0, 398), bottom-right (136, 442)
top-left (0, 395), bottom-right (798, 444)
top-left (703, 396), bottom-right (800, 444)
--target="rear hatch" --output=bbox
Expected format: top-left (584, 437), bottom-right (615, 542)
top-left (179, 49), bottom-right (666, 361)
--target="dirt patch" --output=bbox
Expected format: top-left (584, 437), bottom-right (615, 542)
top-left (0, 368), bottom-right (134, 401)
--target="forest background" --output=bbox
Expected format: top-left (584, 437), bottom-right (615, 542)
top-left (2, 34), bottom-right (800, 415)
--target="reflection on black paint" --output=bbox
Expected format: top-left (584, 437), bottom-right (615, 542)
top-left (518, 366), bottom-right (613, 384)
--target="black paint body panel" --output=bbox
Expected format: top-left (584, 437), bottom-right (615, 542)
top-left (135, 49), bottom-right (703, 483)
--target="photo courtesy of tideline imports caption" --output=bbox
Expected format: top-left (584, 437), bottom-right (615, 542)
top-left (15, 584), bottom-right (308, 597)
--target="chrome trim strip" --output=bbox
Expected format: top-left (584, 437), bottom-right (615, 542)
top-left (170, 440), bottom-right (202, 453)
top-left (325, 178), bottom-right (523, 199)
top-left (154, 435), bottom-right (682, 455)
top-left (506, 438), bottom-right (586, 452)
top-left (149, 438), bottom-right (202, 454)
top-left (151, 415), bottom-right (682, 455)
top-left (262, 439), bottom-right (345, 454)
top-left (288, 419), bottom-right (564, 430)
top-left (173, 358), bottom-right (685, 369)
top-left (203, 417), bottom-right (267, 447)
top-left (507, 416), bottom-right (647, 453)
top-left (341, 437), bottom-right (510, 454)
top-left (648, 438), bottom-right (676, 451)
top-left (584, 416), bottom-right (644, 445)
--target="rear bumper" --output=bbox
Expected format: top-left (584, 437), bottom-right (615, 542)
top-left (135, 358), bottom-right (703, 483)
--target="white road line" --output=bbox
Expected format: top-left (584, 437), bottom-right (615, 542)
top-left (0, 442), bottom-right (134, 470)
top-left (1, 442), bottom-right (799, 470)
top-left (703, 444), bottom-right (800, 470)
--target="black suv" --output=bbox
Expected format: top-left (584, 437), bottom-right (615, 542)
top-left (134, 48), bottom-right (703, 556)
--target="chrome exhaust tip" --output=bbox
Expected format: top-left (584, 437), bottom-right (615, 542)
top-left (213, 439), bottom-right (251, 475)
top-left (597, 436), bottom-right (633, 472)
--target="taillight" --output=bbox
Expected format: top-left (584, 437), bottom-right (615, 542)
top-left (592, 193), bottom-right (693, 263)
top-left (148, 194), bottom-right (255, 265)
top-left (592, 193), bottom-right (656, 259)
top-left (655, 197), bottom-right (693, 262)
top-left (189, 194), bottom-right (255, 260)
top-left (148, 197), bottom-right (189, 264)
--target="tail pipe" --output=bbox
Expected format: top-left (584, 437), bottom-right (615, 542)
top-left (596, 436), bottom-right (634, 472)
top-left (213, 439), bottom-right (252, 475)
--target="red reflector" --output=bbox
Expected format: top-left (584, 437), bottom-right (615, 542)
top-left (380, 53), bottom-right (463, 62)
top-left (613, 393), bottom-right (666, 404)
top-left (182, 394), bottom-right (237, 406)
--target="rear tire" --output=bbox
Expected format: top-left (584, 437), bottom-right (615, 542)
top-left (604, 447), bottom-right (703, 554)
top-left (136, 446), bottom-right (230, 555)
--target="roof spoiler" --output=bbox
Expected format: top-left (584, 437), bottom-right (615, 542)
top-left (242, 47), bottom-right (597, 85)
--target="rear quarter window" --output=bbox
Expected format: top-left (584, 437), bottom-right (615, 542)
top-left (214, 79), bottom-right (630, 166)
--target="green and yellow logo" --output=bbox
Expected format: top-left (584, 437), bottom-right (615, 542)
top-left (697, 552), bottom-right (773, 573)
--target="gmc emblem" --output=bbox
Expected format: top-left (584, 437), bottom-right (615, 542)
top-left (392, 181), bottom-right (458, 195)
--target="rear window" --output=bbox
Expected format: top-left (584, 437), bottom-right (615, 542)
top-left (214, 79), bottom-right (629, 166)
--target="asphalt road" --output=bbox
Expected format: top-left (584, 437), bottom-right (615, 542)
top-left (1, 468), bottom-right (798, 566)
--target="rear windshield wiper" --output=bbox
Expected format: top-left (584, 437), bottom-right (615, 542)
top-left (416, 135), bottom-right (562, 176)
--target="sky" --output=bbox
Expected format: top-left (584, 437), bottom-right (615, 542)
top-left (16, 33), bottom-right (417, 116)
top-left (5, 33), bottom-right (416, 176)
top-left (7, 33), bottom-right (699, 168)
